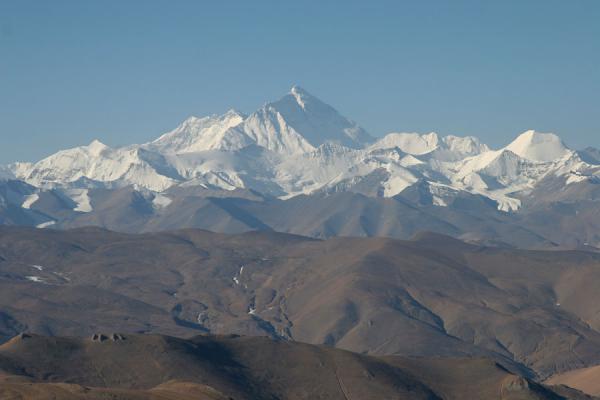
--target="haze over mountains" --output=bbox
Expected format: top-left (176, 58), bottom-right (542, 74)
top-left (1, 87), bottom-right (600, 248)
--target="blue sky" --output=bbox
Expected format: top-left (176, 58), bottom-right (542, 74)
top-left (1, 0), bottom-right (599, 163)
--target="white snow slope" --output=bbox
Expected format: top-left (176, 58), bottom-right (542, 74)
top-left (7, 86), bottom-right (600, 212)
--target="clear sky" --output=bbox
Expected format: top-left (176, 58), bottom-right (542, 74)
top-left (1, 1), bottom-right (599, 164)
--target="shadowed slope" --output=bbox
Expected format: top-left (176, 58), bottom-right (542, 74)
top-left (0, 333), bottom-right (594, 400)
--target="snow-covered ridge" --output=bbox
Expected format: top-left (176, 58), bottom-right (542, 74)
top-left (150, 109), bottom-right (246, 154)
top-left (15, 140), bottom-right (176, 192)
top-left (505, 130), bottom-right (571, 162)
top-left (6, 86), bottom-right (599, 212)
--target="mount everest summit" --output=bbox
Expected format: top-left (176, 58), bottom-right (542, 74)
top-left (2, 86), bottom-right (600, 248)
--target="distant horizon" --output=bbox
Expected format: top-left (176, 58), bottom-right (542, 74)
top-left (1, 1), bottom-right (599, 163)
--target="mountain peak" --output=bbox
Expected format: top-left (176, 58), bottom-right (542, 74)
top-left (290, 84), bottom-right (312, 95)
top-left (289, 85), bottom-right (313, 110)
top-left (250, 86), bottom-right (373, 150)
top-left (88, 139), bottom-right (106, 147)
top-left (223, 108), bottom-right (246, 119)
top-left (87, 139), bottom-right (109, 154)
top-left (505, 130), bottom-right (570, 162)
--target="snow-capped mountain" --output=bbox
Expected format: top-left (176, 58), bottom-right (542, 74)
top-left (369, 132), bottom-right (489, 161)
top-left (244, 85), bottom-right (373, 151)
top-left (149, 109), bottom-right (247, 154)
top-left (15, 139), bottom-right (177, 192)
top-left (505, 130), bottom-right (571, 162)
top-left (6, 86), bottom-right (600, 220)
top-left (148, 86), bottom-right (371, 157)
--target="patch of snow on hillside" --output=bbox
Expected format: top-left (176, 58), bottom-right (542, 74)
top-left (492, 194), bottom-right (522, 212)
top-left (68, 189), bottom-right (93, 212)
top-left (432, 196), bottom-right (447, 207)
top-left (26, 276), bottom-right (46, 283)
top-left (21, 193), bottom-right (39, 209)
top-left (566, 173), bottom-right (588, 185)
top-left (152, 193), bottom-right (172, 209)
top-left (383, 173), bottom-right (417, 197)
top-left (36, 221), bottom-right (56, 229)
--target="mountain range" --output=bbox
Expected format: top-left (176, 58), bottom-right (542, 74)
top-left (4, 89), bottom-right (600, 397)
top-left (3, 226), bottom-right (600, 397)
top-left (2, 86), bottom-right (600, 248)
top-left (4, 226), bottom-right (600, 379)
